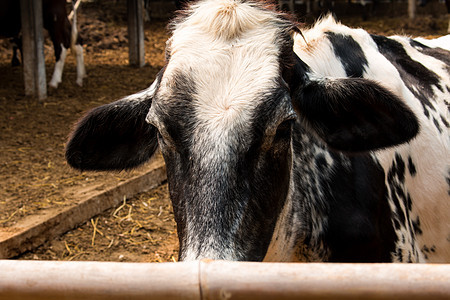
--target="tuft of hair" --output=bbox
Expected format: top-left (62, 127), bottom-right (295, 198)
top-left (171, 0), bottom-right (296, 41)
top-left (310, 13), bottom-right (341, 29)
top-left (301, 14), bottom-right (341, 40)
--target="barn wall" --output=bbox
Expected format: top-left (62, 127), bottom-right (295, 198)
top-left (145, 0), bottom-right (449, 20)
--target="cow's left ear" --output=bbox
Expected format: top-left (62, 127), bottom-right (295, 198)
top-left (66, 94), bottom-right (158, 171)
top-left (65, 71), bottom-right (165, 171)
top-left (292, 77), bottom-right (420, 152)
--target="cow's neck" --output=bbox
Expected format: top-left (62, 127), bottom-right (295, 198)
top-left (264, 129), bottom-right (333, 262)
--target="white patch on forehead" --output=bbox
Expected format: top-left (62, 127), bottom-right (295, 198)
top-left (175, 0), bottom-right (276, 42)
top-left (193, 44), bottom-right (279, 124)
top-left (164, 0), bottom-right (284, 127)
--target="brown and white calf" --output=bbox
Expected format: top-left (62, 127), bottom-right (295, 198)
top-left (66, 0), bottom-right (449, 263)
top-left (0, 0), bottom-right (85, 88)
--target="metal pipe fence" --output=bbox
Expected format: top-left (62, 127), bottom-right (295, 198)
top-left (0, 259), bottom-right (449, 300)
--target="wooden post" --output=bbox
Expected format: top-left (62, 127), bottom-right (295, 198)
top-left (127, 0), bottom-right (145, 67)
top-left (20, 0), bottom-right (47, 100)
top-left (408, 0), bottom-right (416, 20)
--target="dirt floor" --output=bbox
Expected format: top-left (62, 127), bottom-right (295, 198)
top-left (0, 1), bottom-right (175, 262)
top-left (19, 183), bottom-right (179, 263)
top-left (0, 2), bottom-right (448, 262)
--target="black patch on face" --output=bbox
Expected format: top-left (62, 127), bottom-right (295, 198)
top-left (326, 32), bottom-right (368, 77)
top-left (155, 72), bottom-right (198, 154)
top-left (160, 77), bottom-right (293, 260)
top-left (152, 72), bottom-right (198, 254)
top-left (371, 34), bottom-right (441, 118)
top-left (323, 154), bottom-right (397, 262)
top-left (407, 156), bottom-right (417, 177)
top-left (230, 88), bottom-right (293, 260)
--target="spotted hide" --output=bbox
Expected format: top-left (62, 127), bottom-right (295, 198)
top-left (66, 0), bottom-right (450, 263)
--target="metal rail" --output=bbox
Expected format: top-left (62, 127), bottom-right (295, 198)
top-left (0, 260), bottom-right (449, 299)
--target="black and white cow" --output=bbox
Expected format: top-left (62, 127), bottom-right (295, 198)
top-left (66, 0), bottom-right (450, 263)
top-left (0, 0), bottom-right (85, 88)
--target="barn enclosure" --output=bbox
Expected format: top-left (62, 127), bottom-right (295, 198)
top-left (0, 0), bottom-right (449, 298)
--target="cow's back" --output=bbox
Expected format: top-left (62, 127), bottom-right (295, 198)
top-left (371, 35), bottom-right (449, 262)
top-left (292, 16), bottom-right (450, 262)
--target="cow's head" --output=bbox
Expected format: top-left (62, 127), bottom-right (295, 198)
top-left (66, 0), bottom-right (418, 261)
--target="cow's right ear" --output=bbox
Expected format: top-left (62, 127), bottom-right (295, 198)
top-left (66, 82), bottom-right (160, 171)
top-left (291, 76), bottom-right (419, 153)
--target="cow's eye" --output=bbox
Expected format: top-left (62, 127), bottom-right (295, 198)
top-left (274, 119), bottom-right (294, 142)
top-left (156, 128), bottom-right (175, 151)
top-left (157, 131), bottom-right (169, 150)
top-left (262, 117), bottom-right (295, 151)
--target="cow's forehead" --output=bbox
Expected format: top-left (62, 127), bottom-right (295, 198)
top-left (154, 0), bottom-right (292, 125)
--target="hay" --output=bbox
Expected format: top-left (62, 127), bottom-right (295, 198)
top-left (0, 207), bottom-right (25, 224)
top-left (90, 217), bottom-right (104, 246)
top-left (19, 183), bottom-right (179, 262)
